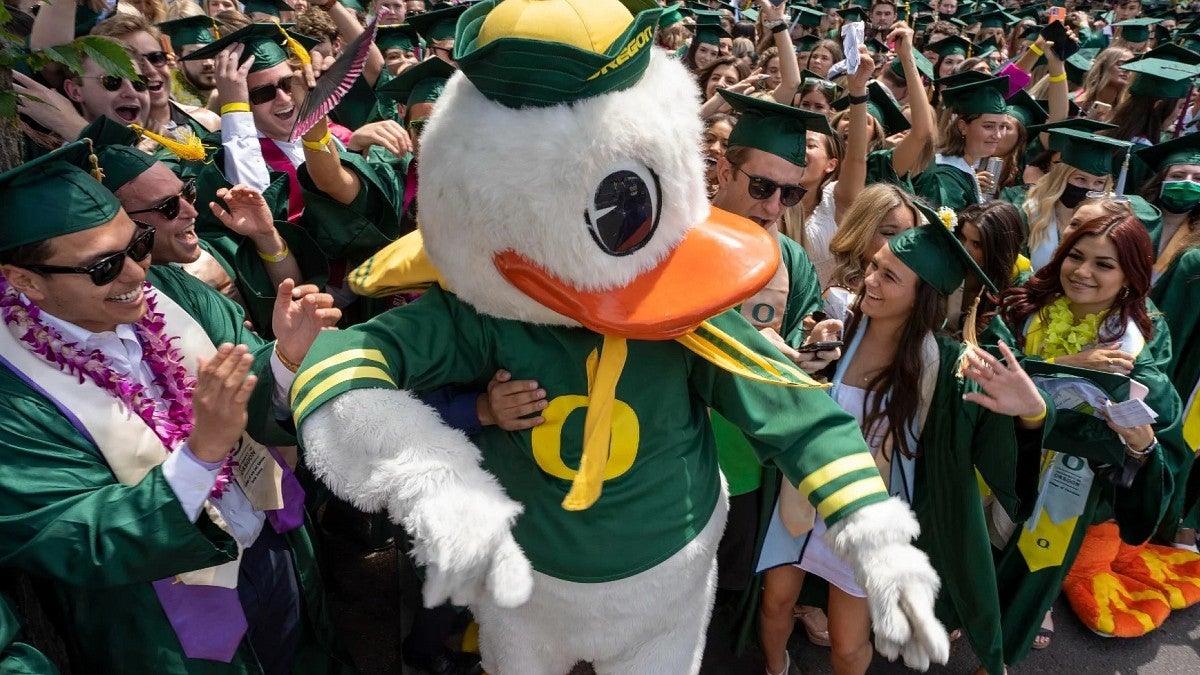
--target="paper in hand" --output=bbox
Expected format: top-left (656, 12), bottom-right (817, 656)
top-left (842, 21), bottom-right (864, 75)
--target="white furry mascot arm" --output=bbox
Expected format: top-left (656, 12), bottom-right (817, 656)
top-left (827, 498), bottom-right (949, 670)
top-left (300, 388), bottom-right (533, 609)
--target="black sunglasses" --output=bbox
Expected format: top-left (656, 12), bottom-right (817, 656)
top-left (407, 118), bottom-right (427, 136)
top-left (126, 178), bottom-right (197, 220)
top-left (248, 76), bottom-right (294, 105)
top-left (734, 166), bottom-right (807, 207)
top-left (88, 75), bottom-right (149, 93)
top-left (140, 50), bottom-right (169, 67)
top-left (23, 224), bottom-right (156, 286)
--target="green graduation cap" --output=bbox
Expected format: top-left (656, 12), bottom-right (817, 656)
top-left (157, 15), bottom-right (218, 52)
top-left (890, 47), bottom-right (935, 83)
top-left (718, 88), bottom-right (832, 167)
top-left (928, 34), bottom-right (973, 58)
top-left (941, 74), bottom-right (1008, 114)
top-left (865, 37), bottom-right (891, 54)
top-left (973, 9), bottom-right (1018, 28)
top-left (1065, 48), bottom-right (1098, 84)
top-left (794, 34), bottom-right (822, 54)
top-left (935, 68), bottom-right (992, 89)
top-left (1052, 128), bottom-right (1131, 177)
top-left (974, 36), bottom-right (1001, 59)
top-left (690, 9), bottom-right (730, 45)
top-left (337, 0), bottom-right (366, 12)
top-left (375, 55), bottom-right (456, 107)
top-left (453, 0), bottom-right (664, 109)
top-left (1027, 117), bottom-right (1118, 141)
top-left (1134, 131), bottom-right (1200, 174)
top-left (1005, 90), bottom-right (1048, 128)
top-left (792, 6), bottom-right (826, 28)
top-left (0, 140), bottom-right (121, 253)
top-left (1012, 7), bottom-right (1042, 22)
top-left (837, 7), bottom-right (868, 24)
top-left (376, 23), bottom-right (424, 52)
top-left (832, 80), bottom-right (912, 136)
top-left (739, 7), bottom-right (758, 23)
top-left (409, 1), bottom-right (470, 42)
top-left (1121, 57), bottom-right (1200, 99)
top-left (659, 2), bottom-right (687, 28)
top-left (1018, 23), bottom-right (1043, 40)
top-left (97, 145), bottom-right (160, 194)
top-left (818, 0), bottom-right (841, 8)
top-left (1112, 17), bottom-right (1161, 43)
top-left (1021, 359), bottom-right (1138, 465)
top-left (180, 23), bottom-right (320, 73)
top-left (243, 0), bottom-right (294, 19)
top-left (889, 202), bottom-right (999, 295)
top-left (1138, 42), bottom-right (1200, 66)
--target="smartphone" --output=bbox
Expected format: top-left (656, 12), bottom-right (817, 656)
top-left (1041, 20), bottom-right (1079, 61)
top-left (1087, 100), bottom-right (1112, 119)
top-left (797, 340), bottom-right (844, 353)
top-left (1048, 6), bottom-right (1066, 24)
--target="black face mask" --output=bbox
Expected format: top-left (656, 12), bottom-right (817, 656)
top-left (1059, 182), bottom-right (1091, 209)
top-left (938, 11), bottom-right (955, 21)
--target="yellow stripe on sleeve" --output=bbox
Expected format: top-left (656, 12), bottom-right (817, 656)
top-left (290, 349), bottom-right (390, 406)
top-left (796, 454), bottom-right (879, 498)
top-left (815, 476), bottom-right (889, 519)
top-left (293, 366), bottom-right (397, 421)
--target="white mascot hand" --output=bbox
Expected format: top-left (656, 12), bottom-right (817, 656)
top-left (300, 388), bottom-right (534, 609)
top-left (826, 498), bottom-right (950, 670)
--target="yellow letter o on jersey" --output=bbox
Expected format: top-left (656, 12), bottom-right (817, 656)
top-left (531, 395), bottom-right (640, 482)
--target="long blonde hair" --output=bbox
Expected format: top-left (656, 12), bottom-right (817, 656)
top-left (828, 184), bottom-right (919, 289)
top-left (1078, 47), bottom-right (1132, 108)
top-left (1023, 163), bottom-right (1113, 250)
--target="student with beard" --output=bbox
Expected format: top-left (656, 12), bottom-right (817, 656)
top-left (160, 15), bottom-right (221, 109)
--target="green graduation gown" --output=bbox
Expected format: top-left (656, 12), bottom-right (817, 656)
top-left (291, 286), bottom-right (892, 582)
top-left (1150, 246), bottom-right (1200, 528)
top-left (915, 157), bottom-right (981, 211)
top-left (0, 596), bottom-right (57, 675)
top-left (864, 147), bottom-right (915, 193)
top-left (992, 318), bottom-right (1189, 665)
top-left (0, 265), bottom-right (349, 674)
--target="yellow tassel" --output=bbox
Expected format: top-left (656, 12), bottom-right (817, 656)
top-left (128, 123), bottom-right (208, 162)
top-left (275, 19), bottom-right (311, 66)
top-left (81, 138), bottom-right (105, 181)
top-left (956, 293), bottom-right (982, 379)
top-left (211, 18), bottom-right (220, 41)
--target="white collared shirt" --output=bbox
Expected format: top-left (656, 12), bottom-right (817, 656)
top-left (36, 303), bottom-right (296, 547)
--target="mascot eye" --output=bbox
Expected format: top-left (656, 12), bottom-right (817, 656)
top-left (584, 163), bottom-right (662, 257)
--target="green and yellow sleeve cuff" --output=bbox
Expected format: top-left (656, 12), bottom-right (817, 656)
top-left (795, 453), bottom-right (890, 525)
top-left (290, 341), bottom-right (397, 426)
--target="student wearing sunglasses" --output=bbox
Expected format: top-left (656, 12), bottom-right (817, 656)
top-left (0, 141), bottom-right (345, 675)
top-left (60, 53), bottom-right (151, 129)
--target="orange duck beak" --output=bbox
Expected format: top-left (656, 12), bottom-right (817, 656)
top-left (494, 207), bottom-right (779, 341)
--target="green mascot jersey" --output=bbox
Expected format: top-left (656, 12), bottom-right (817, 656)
top-left (0, 264), bottom-right (348, 674)
top-left (291, 286), bottom-right (891, 582)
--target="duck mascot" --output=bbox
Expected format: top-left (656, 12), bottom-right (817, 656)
top-left (291, 1), bottom-right (950, 672)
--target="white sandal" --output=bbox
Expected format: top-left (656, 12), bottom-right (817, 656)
top-left (766, 650), bottom-right (792, 675)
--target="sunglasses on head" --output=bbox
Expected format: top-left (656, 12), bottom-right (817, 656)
top-left (248, 76), bottom-right (294, 105)
top-left (126, 178), bottom-right (197, 220)
top-left (734, 166), bottom-right (807, 207)
top-left (140, 50), bottom-right (169, 67)
top-left (89, 75), bottom-right (149, 93)
top-left (23, 223), bottom-right (156, 286)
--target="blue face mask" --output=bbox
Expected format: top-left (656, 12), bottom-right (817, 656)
top-left (1159, 180), bottom-right (1200, 214)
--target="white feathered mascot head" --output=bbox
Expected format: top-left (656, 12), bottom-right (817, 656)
top-left (417, 0), bottom-right (777, 339)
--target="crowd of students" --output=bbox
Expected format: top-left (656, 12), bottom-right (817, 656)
top-left (0, 0), bottom-right (1197, 674)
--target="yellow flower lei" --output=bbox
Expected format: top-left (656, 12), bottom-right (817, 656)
top-left (1040, 296), bottom-right (1105, 359)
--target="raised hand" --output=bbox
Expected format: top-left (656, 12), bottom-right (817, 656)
top-left (962, 341), bottom-right (1047, 420)
top-left (210, 184), bottom-right (275, 240)
top-left (214, 43), bottom-right (253, 107)
top-left (189, 343), bottom-right (257, 463)
top-left (347, 120), bottom-right (413, 157)
top-left (13, 71), bottom-right (88, 139)
top-left (272, 278), bottom-right (341, 367)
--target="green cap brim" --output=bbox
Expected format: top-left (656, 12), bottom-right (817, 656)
top-left (1053, 127), bottom-right (1132, 177)
top-left (376, 56), bottom-right (456, 107)
top-left (408, 3), bottom-right (470, 42)
top-left (454, 0), bottom-right (663, 109)
top-left (941, 74), bottom-right (1008, 115)
top-left (1122, 57), bottom-right (1200, 99)
top-left (719, 88), bottom-right (832, 167)
top-left (1134, 131), bottom-right (1200, 174)
top-left (1004, 90), bottom-right (1048, 129)
top-left (890, 202), bottom-right (999, 295)
top-left (376, 23), bottom-right (424, 52)
top-left (831, 81), bottom-right (911, 136)
top-left (0, 140), bottom-right (122, 252)
top-left (157, 15), bottom-right (218, 52)
top-left (243, 0), bottom-right (293, 18)
top-left (1021, 359), bottom-right (1133, 465)
top-left (180, 23), bottom-right (321, 73)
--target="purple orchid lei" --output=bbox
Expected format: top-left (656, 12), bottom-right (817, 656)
top-left (0, 277), bottom-right (236, 498)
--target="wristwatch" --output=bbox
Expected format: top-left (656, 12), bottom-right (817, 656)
top-left (766, 19), bottom-right (787, 34)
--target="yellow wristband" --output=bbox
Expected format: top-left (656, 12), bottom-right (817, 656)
top-left (1048, 72), bottom-right (1067, 83)
top-left (302, 129), bottom-right (333, 152)
top-left (274, 343), bottom-right (301, 373)
top-left (220, 102), bottom-right (251, 115)
top-left (1019, 406), bottom-right (1047, 424)
top-left (257, 244), bottom-right (290, 263)
top-left (1029, 43), bottom-right (1044, 57)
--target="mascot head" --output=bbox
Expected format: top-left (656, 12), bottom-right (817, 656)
top-left (417, 0), bottom-right (776, 339)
